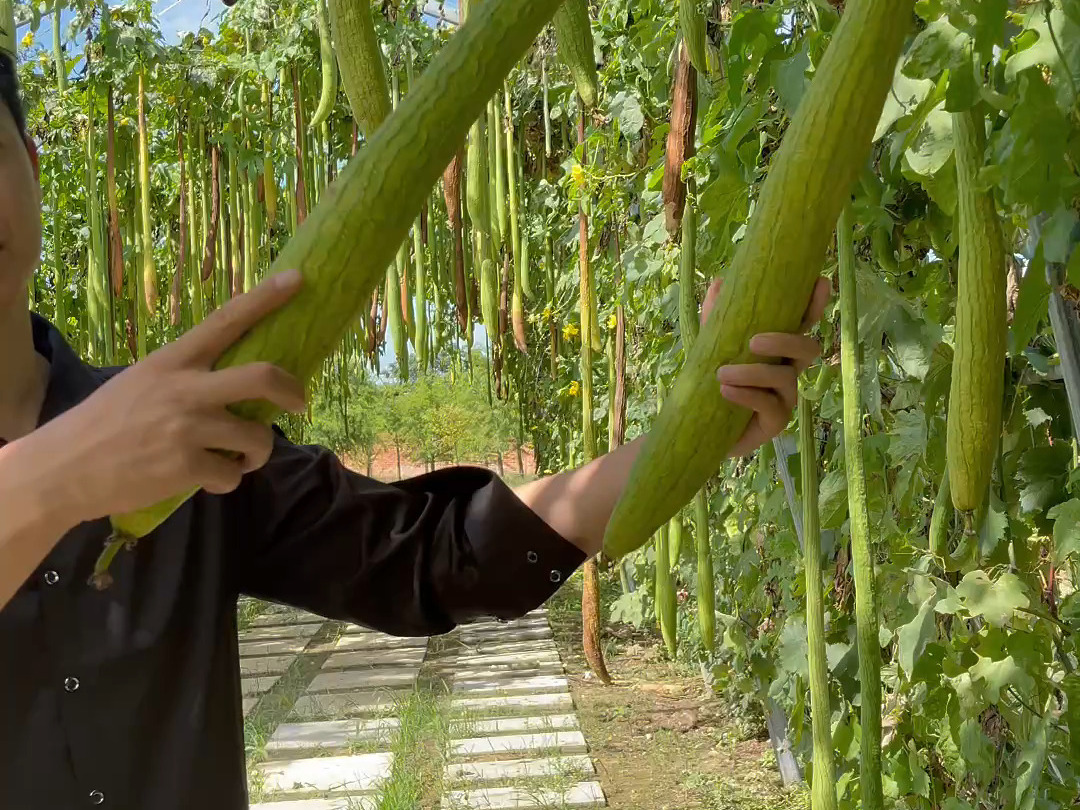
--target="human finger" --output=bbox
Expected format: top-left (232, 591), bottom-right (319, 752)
top-left (189, 413), bottom-right (277, 474)
top-left (167, 270), bottom-right (303, 366)
top-left (717, 364), bottom-right (798, 411)
top-left (194, 362), bottom-right (307, 414)
top-left (747, 333), bottom-right (822, 373)
top-left (800, 277), bottom-right (832, 332)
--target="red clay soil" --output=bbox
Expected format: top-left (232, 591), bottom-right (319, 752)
top-left (341, 445), bottom-right (536, 482)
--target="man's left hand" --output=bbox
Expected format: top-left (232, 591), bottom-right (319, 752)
top-left (700, 276), bottom-right (832, 459)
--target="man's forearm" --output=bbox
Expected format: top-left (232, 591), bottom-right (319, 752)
top-left (0, 431), bottom-right (81, 610)
top-left (511, 436), bottom-right (645, 558)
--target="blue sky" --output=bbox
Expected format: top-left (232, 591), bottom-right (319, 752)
top-left (22, 0), bottom-right (459, 52)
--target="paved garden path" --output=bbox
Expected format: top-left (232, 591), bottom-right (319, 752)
top-left (239, 600), bottom-right (607, 809)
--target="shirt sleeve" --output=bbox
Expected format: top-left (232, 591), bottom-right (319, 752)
top-left (233, 427), bottom-right (587, 637)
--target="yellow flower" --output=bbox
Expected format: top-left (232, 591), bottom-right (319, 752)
top-left (568, 381), bottom-right (580, 397)
top-left (562, 322), bottom-right (579, 341)
top-left (21, 32), bottom-right (35, 49)
top-left (542, 304), bottom-right (553, 320)
top-left (571, 164), bottom-right (586, 189)
top-left (607, 313), bottom-right (617, 330)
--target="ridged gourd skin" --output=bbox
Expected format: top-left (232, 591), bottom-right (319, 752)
top-left (552, 0), bottom-right (599, 110)
top-left (601, 0), bottom-right (916, 559)
top-left (466, 119), bottom-right (490, 236)
top-left (947, 107), bottom-right (1007, 516)
top-left (679, 0), bottom-right (709, 75)
top-left (309, 0), bottom-right (338, 130)
top-left (0, 0), bottom-right (14, 60)
top-left (104, 0), bottom-right (573, 548)
top-left (327, 0), bottom-right (391, 138)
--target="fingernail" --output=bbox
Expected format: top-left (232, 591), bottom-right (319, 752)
top-left (716, 366), bottom-right (730, 381)
top-left (275, 269), bottom-right (302, 289)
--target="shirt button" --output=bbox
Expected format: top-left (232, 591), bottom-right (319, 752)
top-left (44, 570), bottom-right (60, 586)
top-left (89, 790), bottom-right (104, 804)
top-left (64, 677), bottom-right (80, 693)
top-left (549, 570), bottom-right (562, 583)
top-left (526, 551), bottom-right (538, 564)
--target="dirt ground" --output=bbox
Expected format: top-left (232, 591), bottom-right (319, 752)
top-left (546, 575), bottom-right (809, 810)
top-left (341, 445), bottom-right (536, 482)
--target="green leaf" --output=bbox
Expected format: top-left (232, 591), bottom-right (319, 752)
top-left (969, 654), bottom-right (1036, 703)
top-left (1040, 206), bottom-right (1080, 265)
top-left (1024, 407), bottom-right (1051, 428)
top-left (774, 44), bottom-right (810, 116)
top-left (642, 212), bottom-right (668, 246)
top-left (888, 410), bottom-right (929, 465)
top-left (904, 105), bottom-right (955, 177)
top-left (609, 90), bottom-right (644, 138)
top-left (902, 18), bottom-right (973, 80)
top-left (1018, 444), bottom-right (1072, 513)
top-left (610, 590), bottom-right (647, 627)
top-left (956, 570), bottom-right (1030, 627)
top-left (1004, 9), bottom-right (1080, 110)
top-left (1014, 709), bottom-right (1049, 810)
top-left (897, 596), bottom-right (937, 677)
top-left (1047, 498), bottom-right (1080, 564)
top-left (1062, 673), bottom-right (1080, 763)
top-left (875, 60), bottom-right (936, 141)
top-left (907, 747), bottom-right (931, 798)
top-left (956, 718), bottom-right (995, 782)
top-left (990, 73), bottom-right (1072, 212)
top-left (777, 618), bottom-right (809, 681)
top-left (819, 468), bottom-right (849, 530)
top-left (1010, 247), bottom-right (1050, 355)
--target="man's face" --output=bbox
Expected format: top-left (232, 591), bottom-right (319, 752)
top-left (0, 101), bottom-right (42, 311)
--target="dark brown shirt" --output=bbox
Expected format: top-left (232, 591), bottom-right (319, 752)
top-left (0, 312), bottom-right (586, 809)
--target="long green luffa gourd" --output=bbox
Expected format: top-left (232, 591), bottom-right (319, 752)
top-left (947, 104), bottom-right (1006, 519)
top-left (327, 0), bottom-right (391, 138)
top-left (91, 0), bottom-right (574, 588)
top-left (601, 0), bottom-right (915, 559)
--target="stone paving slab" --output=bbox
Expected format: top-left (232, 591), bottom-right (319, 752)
top-left (255, 604), bottom-right (326, 619)
top-left (241, 623), bottom-right (322, 642)
top-left (452, 675), bottom-right (569, 696)
top-left (255, 752), bottom-right (393, 795)
top-left (459, 640), bottom-right (560, 656)
top-left (291, 690), bottom-right (412, 720)
top-left (249, 612), bottom-right (326, 628)
top-left (460, 627), bottom-right (553, 645)
top-left (451, 731), bottom-right (588, 759)
top-left (242, 675), bottom-right (281, 697)
top-left (243, 697), bottom-right (259, 717)
top-left (445, 754), bottom-right (595, 784)
top-left (439, 650), bottom-right (560, 669)
top-left (250, 800), bottom-right (375, 810)
top-left (308, 667), bottom-right (419, 693)
top-left (266, 717), bottom-right (400, 754)
top-left (240, 638), bottom-right (313, 657)
top-left (451, 693), bottom-right (575, 715)
top-left (328, 634), bottom-right (431, 653)
top-left (462, 622), bottom-right (552, 635)
top-left (443, 781), bottom-right (605, 809)
top-left (323, 647), bottom-right (428, 671)
top-left (451, 664), bottom-right (564, 682)
top-left (450, 714), bottom-right (579, 737)
top-left (241, 655), bottom-right (298, 677)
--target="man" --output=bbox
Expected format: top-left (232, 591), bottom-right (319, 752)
top-left (0, 52), bottom-right (829, 808)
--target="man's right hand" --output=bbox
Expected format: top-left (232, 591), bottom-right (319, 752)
top-left (38, 268), bottom-right (308, 528)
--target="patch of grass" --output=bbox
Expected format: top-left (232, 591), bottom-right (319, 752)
top-left (237, 597), bottom-right (270, 634)
top-left (683, 773), bottom-right (809, 810)
top-left (371, 686), bottom-right (452, 809)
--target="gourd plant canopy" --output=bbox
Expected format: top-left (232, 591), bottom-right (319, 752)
top-left (1, 0), bottom-right (15, 61)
